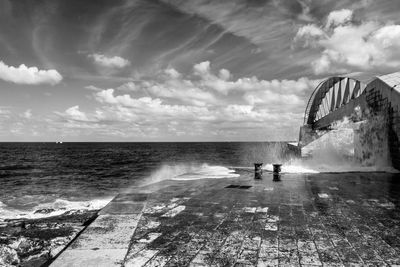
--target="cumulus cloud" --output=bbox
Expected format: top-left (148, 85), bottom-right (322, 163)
top-left (0, 61), bottom-right (62, 85)
top-left (116, 82), bottom-right (139, 92)
top-left (55, 105), bottom-right (92, 122)
top-left (89, 54), bottom-right (130, 69)
top-left (95, 89), bottom-right (214, 121)
top-left (295, 9), bottom-right (400, 74)
top-left (75, 61), bottom-right (318, 140)
top-left (325, 9), bottom-right (353, 29)
top-left (294, 24), bottom-right (326, 47)
top-left (191, 61), bottom-right (318, 97)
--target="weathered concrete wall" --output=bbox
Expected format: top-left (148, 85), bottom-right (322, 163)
top-left (300, 76), bottom-right (400, 169)
top-left (364, 79), bottom-right (400, 169)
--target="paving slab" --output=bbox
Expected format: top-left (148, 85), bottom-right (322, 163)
top-left (52, 249), bottom-right (127, 267)
top-left (52, 170), bottom-right (400, 266)
top-left (99, 202), bottom-right (145, 215)
top-left (71, 214), bottom-right (140, 250)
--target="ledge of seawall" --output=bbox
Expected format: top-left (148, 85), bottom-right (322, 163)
top-left (51, 170), bottom-right (400, 266)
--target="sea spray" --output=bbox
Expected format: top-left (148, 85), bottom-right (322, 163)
top-left (240, 142), bottom-right (299, 165)
top-left (271, 111), bottom-right (397, 173)
top-left (0, 198), bottom-right (112, 221)
top-left (138, 163), bottom-right (239, 186)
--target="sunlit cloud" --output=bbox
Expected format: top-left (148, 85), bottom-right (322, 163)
top-left (88, 54), bottom-right (130, 69)
top-left (56, 61), bottom-right (319, 139)
top-left (0, 61), bottom-right (62, 85)
top-left (295, 8), bottom-right (400, 74)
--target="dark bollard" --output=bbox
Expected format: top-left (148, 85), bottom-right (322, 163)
top-left (273, 164), bottom-right (282, 174)
top-left (273, 173), bottom-right (281, 182)
top-left (254, 163), bottom-right (263, 179)
top-left (272, 163), bottom-right (282, 182)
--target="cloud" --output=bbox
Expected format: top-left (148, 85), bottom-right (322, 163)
top-left (116, 82), bottom-right (139, 92)
top-left (85, 85), bottom-right (102, 91)
top-left (75, 61), bottom-right (318, 140)
top-left (294, 9), bottom-right (400, 74)
top-left (0, 61), bottom-right (62, 85)
top-left (325, 9), bottom-right (353, 29)
top-left (95, 89), bottom-right (214, 121)
top-left (55, 105), bottom-right (92, 122)
top-left (0, 107), bottom-right (10, 118)
top-left (191, 61), bottom-right (318, 97)
top-left (243, 77), bottom-right (317, 107)
top-left (88, 54), bottom-right (130, 69)
top-left (22, 109), bottom-right (32, 119)
top-left (294, 24), bottom-right (326, 47)
top-left (161, 0), bottom-right (315, 47)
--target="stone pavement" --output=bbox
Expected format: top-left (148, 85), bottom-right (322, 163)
top-left (51, 170), bottom-right (400, 266)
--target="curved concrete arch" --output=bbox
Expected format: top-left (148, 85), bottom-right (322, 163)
top-left (304, 76), bottom-right (365, 125)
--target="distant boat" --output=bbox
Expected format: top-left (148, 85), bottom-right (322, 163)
top-left (56, 141), bottom-right (63, 144)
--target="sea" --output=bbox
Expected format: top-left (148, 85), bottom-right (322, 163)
top-left (0, 141), bottom-right (396, 221)
top-left (0, 142), bottom-right (295, 221)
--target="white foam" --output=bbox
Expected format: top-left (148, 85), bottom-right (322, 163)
top-left (140, 163), bottom-right (239, 185)
top-left (273, 116), bottom-right (399, 174)
top-left (263, 163), bottom-right (319, 173)
top-left (263, 160), bottom-right (398, 174)
top-left (0, 198), bottom-right (112, 221)
top-left (172, 165), bottom-right (239, 180)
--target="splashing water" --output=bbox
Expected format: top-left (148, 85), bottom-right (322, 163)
top-left (265, 116), bottom-right (398, 173)
top-left (0, 198), bottom-right (112, 221)
top-left (139, 163), bottom-right (239, 186)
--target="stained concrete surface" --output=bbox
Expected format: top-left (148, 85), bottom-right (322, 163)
top-left (52, 170), bottom-right (400, 266)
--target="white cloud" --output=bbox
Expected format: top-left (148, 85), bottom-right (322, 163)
top-left (219, 69), bottom-right (231, 81)
top-left (294, 24), bottom-right (326, 47)
top-left (22, 109), bottom-right (32, 119)
top-left (325, 9), bottom-right (353, 29)
top-left (164, 68), bottom-right (181, 79)
top-left (56, 105), bottom-right (92, 122)
top-left (75, 62), bottom-right (318, 140)
top-left (192, 62), bottom-right (317, 97)
top-left (193, 61), bottom-right (211, 76)
top-left (0, 61), bottom-right (62, 85)
top-left (116, 82), bottom-right (139, 92)
top-left (295, 9), bottom-right (400, 74)
top-left (95, 89), bottom-right (214, 121)
top-left (89, 54), bottom-right (130, 69)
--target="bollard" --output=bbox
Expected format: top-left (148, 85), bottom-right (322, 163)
top-left (272, 163), bottom-right (282, 182)
top-left (273, 173), bottom-right (281, 182)
top-left (272, 164), bottom-right (282, 174)
top-left (254, 163), bottom-right (263, 179)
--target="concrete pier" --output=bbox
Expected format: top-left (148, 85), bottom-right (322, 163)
top-left (52, 170), bottom-right (400, 266)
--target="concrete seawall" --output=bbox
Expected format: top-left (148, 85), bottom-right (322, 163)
top-left (51, 170), bottom-right (400, 266)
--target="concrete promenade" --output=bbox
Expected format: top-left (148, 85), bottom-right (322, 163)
top-left (51, 170), bottom-right (400, 266)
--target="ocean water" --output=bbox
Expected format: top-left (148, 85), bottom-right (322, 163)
top-left (0, 142), bottom-right (295, 220)
top-left (1, 138), bottom-right (397, 221)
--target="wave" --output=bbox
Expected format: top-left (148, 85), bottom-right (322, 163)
top-left (139, 163), bottom-right (239, 185)
top-left (259, 117), bottom-right (398, 174)
top-left (172, 165), bottom-right (239, 180)
top-left (0, 198), bottom-right (112, 221)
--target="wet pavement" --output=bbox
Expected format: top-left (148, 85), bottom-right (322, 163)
top-left (52, 170), bottom-right (400, 266)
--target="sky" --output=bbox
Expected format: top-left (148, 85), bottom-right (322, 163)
top-left (1, 0), bottom-right (400, 141)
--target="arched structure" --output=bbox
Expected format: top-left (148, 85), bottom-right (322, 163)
top-left (299, 71), bottom-right (400, 170)
top-left (304, 77), bottom-right (366, 126)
